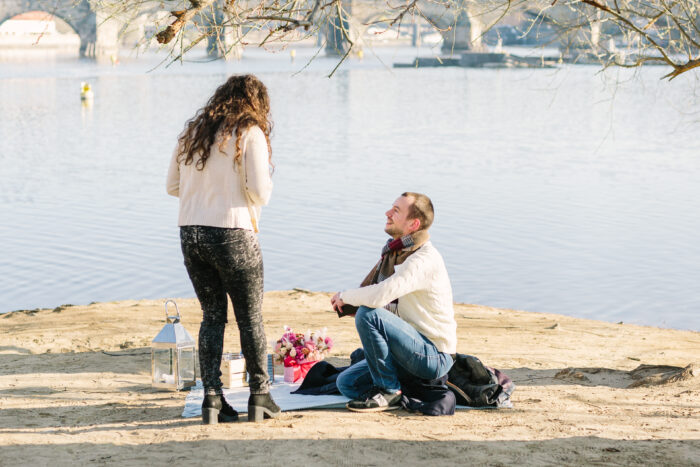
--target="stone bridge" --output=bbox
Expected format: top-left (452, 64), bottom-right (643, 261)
top-left (0, 0), bottom-right (226, 58)
top-left (0, 0), bottom-right (496, 58)
top-left (0, 0), bottom-right (120, 57)
top-left (324, 0), bottom-right (487, 55)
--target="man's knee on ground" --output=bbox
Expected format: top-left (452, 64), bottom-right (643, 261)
top-left (335, 367), bottom-right (354, 398)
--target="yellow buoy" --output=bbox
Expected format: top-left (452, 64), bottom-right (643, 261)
top-left (80, 82), bottom-right (94, 101)
top-left (290, 49), bottom-right (296, 61)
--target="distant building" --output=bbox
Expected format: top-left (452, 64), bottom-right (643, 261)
top-left (0, 10), bottom-right (79, 53)
top-left (0, 11), bottom-right (57, 35)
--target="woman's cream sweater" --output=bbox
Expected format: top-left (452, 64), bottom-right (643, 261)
top-left (166, 126), bottom-right (273, 229)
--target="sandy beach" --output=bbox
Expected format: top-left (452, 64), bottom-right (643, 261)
top-left (1, 290), bottom-right (698, 466)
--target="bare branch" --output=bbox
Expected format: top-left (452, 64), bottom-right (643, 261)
top-left (92, 0), bottom-right (699, 80)
top-left (156, 0), bottom-right (218, 45)
top-left (663, 57), bottom-right (700, 79)
top-left (388, 0), bottom-right (418, 28)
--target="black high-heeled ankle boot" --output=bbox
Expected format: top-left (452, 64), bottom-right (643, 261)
top-left (247, 393), bottom-right (281, 422)
top-left (202, 394), bottom-right (239, 425)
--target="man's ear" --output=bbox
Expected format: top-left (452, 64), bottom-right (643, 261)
top-left (409, 218), bottom-right (421, 233)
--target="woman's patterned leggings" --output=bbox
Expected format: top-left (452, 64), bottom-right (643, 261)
top-left (180, 225), bottom-right (270, 395)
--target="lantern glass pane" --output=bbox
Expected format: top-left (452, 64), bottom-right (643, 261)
top-left (153, 348), bottom-right (175, 385)
top-left (178, 347), bottom-right (195, 383)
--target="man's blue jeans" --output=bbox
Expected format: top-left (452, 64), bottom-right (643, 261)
top-left (336, 306), bottom-right (454, 399)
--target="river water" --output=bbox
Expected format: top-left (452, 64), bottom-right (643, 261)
top-left (1, 47), bottom-right (698, 330)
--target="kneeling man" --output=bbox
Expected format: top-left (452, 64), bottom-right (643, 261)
top-left (331, 192), bottom-right (457, 412)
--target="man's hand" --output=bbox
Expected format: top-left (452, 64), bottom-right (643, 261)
top-left (331, 292), bottom-right (345, 315)
top-left (332, 292), bottom-right (358, 318)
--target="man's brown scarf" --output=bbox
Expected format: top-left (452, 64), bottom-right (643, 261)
top-left (337, 230), bottom-right (430, 317)
top-left (360, 230), bottom-right (431, 287)
top-left (358, 230), bottom-right (430, 313)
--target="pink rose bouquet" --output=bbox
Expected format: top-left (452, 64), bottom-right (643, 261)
top-left (273, 326), bottom-right (334, 382)
top-left (273, 326), bottom-right (333, 365)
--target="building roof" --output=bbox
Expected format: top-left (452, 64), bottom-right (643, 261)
top-left (11, 11), bottom-right (55, 21)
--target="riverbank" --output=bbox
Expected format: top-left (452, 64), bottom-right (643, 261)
top-left (1, 291), bottom-right (698, 465)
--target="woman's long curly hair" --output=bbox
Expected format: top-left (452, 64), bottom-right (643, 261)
top-left (177, 74), bottom-right (273, 171)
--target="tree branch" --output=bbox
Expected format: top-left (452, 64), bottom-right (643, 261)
top-left (156, 0), bottom-right (217, 44)
top-left (662, 57), bottom-right (700, 79)
top-left (576, 0), bottom-right (682, 74)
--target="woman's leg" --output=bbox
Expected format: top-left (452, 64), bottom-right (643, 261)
top-left (208, 229), bottom-right (270, 395)
top-left (180, 226), bottom-right (229, 394)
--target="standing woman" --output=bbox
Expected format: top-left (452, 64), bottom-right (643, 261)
top-left (166, 75), bottom-right (280, 424)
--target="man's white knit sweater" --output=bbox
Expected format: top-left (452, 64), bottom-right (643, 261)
top-left (340, 241), bottom-right (457, 354)
top-left (166, 126), bottom-right (273, 229)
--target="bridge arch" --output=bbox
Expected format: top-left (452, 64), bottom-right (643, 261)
top-left (0, 10), bottom-right (81, 53)
top-left (0, 0), bottom-right (120, 57)
top-left (324, 0), bottom-right (485, 55)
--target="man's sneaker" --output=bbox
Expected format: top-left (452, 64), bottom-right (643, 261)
top-left (346, 387), bottom-right (402, 413)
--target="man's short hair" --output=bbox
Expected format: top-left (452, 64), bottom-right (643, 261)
top-left (401, 192), bottom-right (434, 231)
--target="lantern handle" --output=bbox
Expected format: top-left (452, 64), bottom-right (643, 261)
top-left (164, 300), bottom-right (181, 323)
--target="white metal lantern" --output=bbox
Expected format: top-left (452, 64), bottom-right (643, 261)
top-left (151, 300), bottom-right (197, 391)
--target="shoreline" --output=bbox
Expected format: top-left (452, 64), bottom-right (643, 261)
top-left (3, 292), bottom-right (698, 334)
top-left (1, 291), bottom-right (698, 465)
